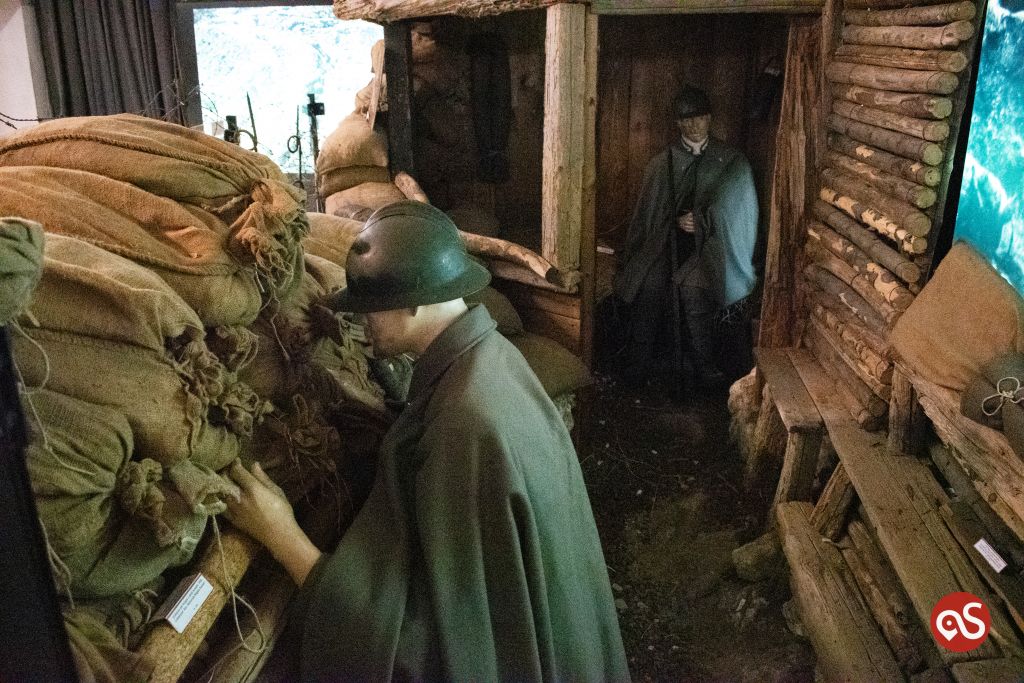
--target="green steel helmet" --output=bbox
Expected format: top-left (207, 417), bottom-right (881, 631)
top-left (327, 200), bottom-right (491, 313)
top-left (672, 85), bottom-right (711, 121)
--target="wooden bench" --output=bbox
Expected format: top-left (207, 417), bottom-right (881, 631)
top-left (746, 347), bottom-right (824, 510)
top-left (762, 348), bottom-right (1024, 680)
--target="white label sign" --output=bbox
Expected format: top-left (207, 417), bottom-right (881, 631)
top-left (153, 574), bottom-right (214, 634)
top-left (973, 538), bottom-right (1008, 574)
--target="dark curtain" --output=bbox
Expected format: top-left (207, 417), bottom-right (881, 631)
top-left (35, 0), bottom-right (185, 122)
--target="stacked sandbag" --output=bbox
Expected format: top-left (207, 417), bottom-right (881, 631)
top-left (0, 113), bottom-right (308, 304)
top-left (325, 181), bottom-right (406, 219)
top-left (0, 216), bottom-right (43, 324)
top-left (316, 112), bottom-right (389, 199)
top-left (0, 167), bottom-right (265, 326)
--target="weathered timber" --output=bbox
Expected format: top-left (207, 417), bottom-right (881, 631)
top-left (842, 20), bottom-right (975, 51)
top-left (810, 462), bottom-right (856, 540)
top-left (834, 98), bottom-right (950, 142)
top-left (579, 8), bottom-right (599, 370)
top-left (830, 132), bottom-right (941, 187)
top-left (844, 0), bottom-right (962, 8)
top-left (773, 428), bottom-right (824, 510)
top-left (592, 0), bottom-right (825, 14)
top-left (542, 2), bottom-right (587, 272)
top-left (808, 288), bottom-right (890, 357)
top-left (812, 304), bottom-right (892, 380)
top-left (829, 114), bottom-right (945, 165)
top-left (813, 198), bottom-right (923, 283)
top-left (827, 417), bottom-right (1013, 664)
top-left (791, 344), bottom-right (884, 432)
top-left (732, 531), bottom-right (783, 582)
top-left (819, 185), bottom-right (928, 254)
top-left (756, 347), bottom-right (823, 433)
top-left (804, 263), bottom-right (888, 332)
top-left (805, 323), bottom-right (888, 419)
top-left (809, 316), bottom-right (891, 402)
top-left (913, 668), bottom-right (954, 683)
top-left (928, 442), bottom-right (1024, 571)
top-left (826, 150), bottom-right (937, 208)
top-left (833, 83), bottom-right (952, 120)
top-left (941, 501), bottom-right (1024, 633)
top-left (888, 366), bottom-right (925, 456)
top-left (808, 221), bottom-right (915, 310)
top-left (821, 167), bottom-right (932, 237)
top-left (760, 17), bottom-right (821, 349)
top-left (827, 60), bottom-right (958, 95)
top-left (776, 502), bottom-right (904, 682)
top-left (460, 232), bottom-right (558, 284)
top-left (333, 0), bottom-right (558, 21)
top-left (393, 171), bottom-right (429, 203)
top-left (833, 44), bottom-right (969, 73)
top-left (746, 384), bottom-right (788, 493)
top-left (136, 530), bottom-right (260, 683)
top-left (805, 240), bottom-right (901, 326)
top-left (840, 540), bottom-right (925, 674)
top-left (844, 1), bottom-right (976, 27)
top-left (384, 23), bottom-right (415, 175)
top-left (905, 366), bottom-right (1024, 550)
top-left (950, 658), bottom-right (1024, 683)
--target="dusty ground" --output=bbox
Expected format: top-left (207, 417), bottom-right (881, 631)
top-left (577, 371), bottom-right (816, 682)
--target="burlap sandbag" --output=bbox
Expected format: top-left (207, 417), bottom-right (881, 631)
top-left (325, 181), bottom-right (405, 217)
top-left (466, 287), bottom-right (523, 336)
top-left (316, 112), bottom-right (389, 197)
top-left (65, 603), bottom-right (155, 683)
top-left (891, 241), bottom-right (1024, 391)
top-left (0, 216), bottom-right (43, 325)
top-left (23, 390), bottom-right (207, 600)
top-left (0, 114), bottom-right (308, 301)
top-left (303, 212), bottom-right (364, 269)
top-left (507, 332), bottom-right (591, 398)
top-left (0, 167), bottom-right (264, 326)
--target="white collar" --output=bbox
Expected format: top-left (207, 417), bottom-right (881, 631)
top-left (680, 135), bottom-right (708, 156)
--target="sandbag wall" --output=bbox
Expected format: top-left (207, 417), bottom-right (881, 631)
top-left (0, 115), bottom-right (387, 681)
top-left (800, 0), bottom-right (980, 430)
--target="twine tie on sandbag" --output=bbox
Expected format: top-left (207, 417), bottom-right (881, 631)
top-left (982, 376), bottom-right (1024, 417)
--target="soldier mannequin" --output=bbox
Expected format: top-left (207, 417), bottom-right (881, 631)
top-left (613, 85), bottom-right (758, 389)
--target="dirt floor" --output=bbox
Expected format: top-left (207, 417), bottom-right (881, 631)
top-left (577, 370), bottom-right (817, 682)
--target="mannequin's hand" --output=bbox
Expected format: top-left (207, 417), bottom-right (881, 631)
top-left (224, 461), bottom-right (297, 549)
top-left (677, 212), bottom-right (696, 234)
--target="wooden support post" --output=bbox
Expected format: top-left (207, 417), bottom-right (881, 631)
top-left (758, 16), bottom-right (821, 349)
top-left (746, 385), bottom-right (787, 493)
top-left (542, 2), bottom-right (587, 273)
top-left (829, 113), bottom-right (945, 166)
top-left (825, 150), bottom-right (937, 209)
top-left (776, 502), bottom-right (904, 682)
top-left (384, 22), bottom-right (415, 176)
top-left (829, 131), bottom-right (942, 186)
top-left (810, 463), bottom-right (856, 540)
top-left (820, 167), bottom-right (932, 237)
top-left (579, 9), bottom-right (598, 369)
top-left (812, 198), bottom-right (923, 283)
top-left (888, 366), bottom-right (926, 456)
top-left (772, 429), bottom-right (823, 509)
top-left (832, 84), bottom-right (952, 121)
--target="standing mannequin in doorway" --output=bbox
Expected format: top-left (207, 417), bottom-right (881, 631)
top-left (613, 85), bottom-right (758, 389)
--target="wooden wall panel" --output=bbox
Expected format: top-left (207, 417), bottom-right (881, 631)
top-left (594, 15), bottom-right (787, 252)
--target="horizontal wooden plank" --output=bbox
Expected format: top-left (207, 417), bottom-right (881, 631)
top-left (902, 363), bottom-right (1024, 543)
top-left (755, 347), bottom-right (823, 433)
top-left (776, 501), bottom-right (904, 682)
top-left (592, 0), bottom-right (823, 13)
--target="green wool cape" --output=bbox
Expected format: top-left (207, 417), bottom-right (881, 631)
top-left (293, 305), bottom-right (629, 682)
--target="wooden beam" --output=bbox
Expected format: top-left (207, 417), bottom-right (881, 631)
top-left (333, 0), bottom-right (559, 22)
top-left (776, 502), bottom-right (904, 682)
top-left (758, 16), bottom-right (821, 348)
top-left (755, 347), bottom-right (823, 433)
top-left (810, 462), bottom-right (856, 540)
top-left (542, 3), bottom-right (587, 272)
top-left (888, 366), bottom-right (926, 456)
top-left (383, 22), bottom-right (415, 176)
top-left (950, 658), bottom-right (1024, 683)
top-left (579, 8), bottom-right (599, 369)
top-left (592, 0), bottom-right (824, 14)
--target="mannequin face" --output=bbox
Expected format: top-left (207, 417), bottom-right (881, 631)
top-left (677, 114), bottom-right (711, 143)
top-left (364, 308), bottom-right (418, 357)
